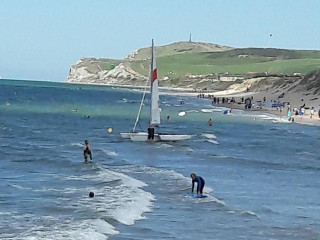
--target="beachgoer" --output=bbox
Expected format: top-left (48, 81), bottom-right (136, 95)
top-left (310, 107), bottom-right (314, 118)
top-left (167, 115), bottom-right (170, 122)
top-left (299, 108), bottom-right (303, 119)
top-left (287, 108), bottom-right (292, 121)
top-left (147, 125), bottom-right (155, 142)
top-left (83, 140), bottom-right (92, 164)
top-left (208, 118), bottom-right (212, 126)
top-left (191, 173), bottom-right (205, 195)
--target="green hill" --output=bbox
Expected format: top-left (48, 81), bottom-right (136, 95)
top-left (67, 41), bottom-right (320, 93)
top-left (127, 42), bottom-right (320, 80)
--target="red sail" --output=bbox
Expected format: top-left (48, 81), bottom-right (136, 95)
top-left (152, 69), bottom-right (157, 82)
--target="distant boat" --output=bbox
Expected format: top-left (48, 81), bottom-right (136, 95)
top-left (120, 40), bottom-right (192, 142)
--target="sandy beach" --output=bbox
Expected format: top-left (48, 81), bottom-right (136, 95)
top-left (157, 86), bottom-right (320, 127)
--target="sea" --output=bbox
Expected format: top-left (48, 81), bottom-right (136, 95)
top-left (0, 79), bottom-right (320, 240)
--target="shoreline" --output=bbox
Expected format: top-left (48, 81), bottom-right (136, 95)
top-left (68, 82), bottom-right (320, 127)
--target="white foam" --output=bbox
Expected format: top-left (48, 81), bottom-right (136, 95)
top-left (182, 147), bottom-right (194, 152)
top-left (157, 143), bottom-right (173, 148)
top-left (227, 210), bottom-right (259, 218)
top-left (206, 139), bottom-right (220, 145)
top-left (22, 219), bottom-right (118, 240)
top-left (8, 183), bottom-right (31, 190)
top-left (0, 211), bottom-right (13, 216)
top-left (272, 118), bottom-right (292, 124)
top-left (109, 187), bottom-right (154, 225)
top-left (192, 195), bottom-right (226, 206)
top-left (239, 210), bottom-right (259, 217)
top-left (201, 133), bottom-right (217, 139)
top-left (200, 108), bottom-right (222, 113)
top-left (81, 169), bottom-right (155, 225)
top-left (24, 167), bottom-right (155, 239)
top-left (201, 109), bottom-right (213, 113)
top-left (137, 166), bottom-right (214, 194)
top-left (185, 109), bottom-right (199, 113)
top-left (102, 149), bottom-right (118, 156)
top-left (70, 142), bottom-right (83, 148)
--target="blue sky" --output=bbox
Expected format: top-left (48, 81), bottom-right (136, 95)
top-left (1, 0), bottom-right (319, 81)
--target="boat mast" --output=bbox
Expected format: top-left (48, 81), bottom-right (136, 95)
top-left (149, 39), bottom-right (161, 126)
top-left (150, 39), bottom-right (154, 125)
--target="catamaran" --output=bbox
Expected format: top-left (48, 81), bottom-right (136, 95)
top-left (120, 40), bottom-right (192, 142)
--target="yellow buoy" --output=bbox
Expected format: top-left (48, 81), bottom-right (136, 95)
top-left (107, 127), bottom-right (113, 133)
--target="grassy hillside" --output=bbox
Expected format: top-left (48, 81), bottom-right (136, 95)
top-left (129, 46), bottom-right (320, 80)
top-left (74, 58), bottom-right (121, 73)
top-left (131, 41), bottom-right (232, 60)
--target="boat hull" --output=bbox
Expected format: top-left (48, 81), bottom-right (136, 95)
top-left (120, 132), bottom-right (191, 142)
top-left (129, 132), bottom-right (161, 142)
top-left (120, 132), bottom-right (131, 139)
top-left (159, 134), bottom-right (192, 141)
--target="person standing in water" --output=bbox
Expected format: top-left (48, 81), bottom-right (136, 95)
top-left (208, 118), bottom-right (212, 126)
top-left (83, 140), bottom-right (92, 164)
top-left (147, 125), bottom-right (155, 142)
top-left (190, 173), bottom-right (205, 195)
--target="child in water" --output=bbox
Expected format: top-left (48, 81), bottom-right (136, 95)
top-left (83, 140), bottom-right (92, 164)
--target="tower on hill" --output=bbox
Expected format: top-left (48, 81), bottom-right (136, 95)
top-left (189, 33), bottom-right (192, 42)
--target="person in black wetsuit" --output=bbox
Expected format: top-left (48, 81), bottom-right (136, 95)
top-left (191, 173), bottom-right (205, 195)
top-left (83, 140), bottom-right (92, 164)
top-left (147, 125), bottom-right (155, 142)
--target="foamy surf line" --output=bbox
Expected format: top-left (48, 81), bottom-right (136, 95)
top-left (11, 166), bottom-right (155, 240)
top-left (129, 166), bottom-right (224, 206)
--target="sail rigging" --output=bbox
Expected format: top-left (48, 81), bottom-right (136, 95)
top-left (132, 72), bottom-right (149, 132)
top-left (120, 39), bottom-right (191, 142)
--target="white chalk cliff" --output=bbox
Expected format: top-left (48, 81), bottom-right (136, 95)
top-left (67, 58), bottom-right (147, 86)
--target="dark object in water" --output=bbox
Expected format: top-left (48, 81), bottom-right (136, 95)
top-left (89, 192), bottom-right (94, 198)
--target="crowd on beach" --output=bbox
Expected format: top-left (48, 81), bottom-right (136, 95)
top-left (197, 93), bottom-right (320, 125)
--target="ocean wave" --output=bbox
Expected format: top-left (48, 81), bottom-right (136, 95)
top-left (69, 142), bottom-right (83, 148)
top-left (8, 183), bottom-right (32, 190)
top-left (76, 168), bottom-right (155, 226)
top-left (0, 211), bottom-right (13, 216)
top-left (227, 209), bottom-right (259, 218)
top-left (13, 166), bottom-right (155, 239)
top-left (206, 139), bottom-right (220, 145)
top-left (21, 218), bottom-right (119, 240)
top-left (126, 166), bottom-right (214, 195)
top-left (156, 143), bottom-right (174, 148)
top-left (185, 195), bottom-right (225, 206)
top-left (201, 133), bottom-right (217, 139)
top-left (297, 151), bottom-right (315, 156)
top-left (0, 124), bottom-right (12, 131)
top-left (101, 149), bottom-right (118, 157)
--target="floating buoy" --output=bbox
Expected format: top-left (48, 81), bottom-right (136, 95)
top-left (107, 127), bottom-right (113, 133)
top-left (178, 111), bottom-right (186, 117)
top-left (89, 192), bottom-right (94, 198)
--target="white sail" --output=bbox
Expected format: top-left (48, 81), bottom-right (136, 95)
top-left (150, 39), bottom-right (161, 126)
